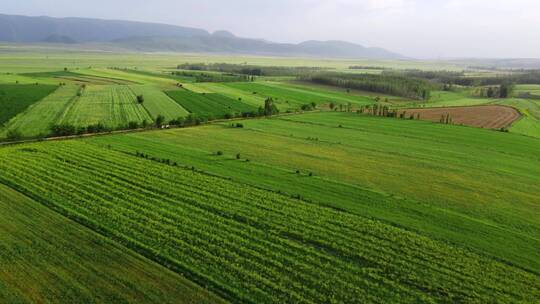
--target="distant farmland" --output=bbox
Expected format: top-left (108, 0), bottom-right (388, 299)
top-left (402, 105), bottom-right (521, 129)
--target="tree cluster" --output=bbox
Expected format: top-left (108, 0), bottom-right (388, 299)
top-left (300, 73), bottom-right (433, 100)
top-left (177, 63), bottom-right (328, 77)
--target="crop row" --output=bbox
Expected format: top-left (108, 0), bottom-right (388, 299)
top-left (166, 89), bottom-right (256, 118)
top-left (0, 142), bottom-right (537, 303)
top-left (63, 85), bottom-right (151, 127)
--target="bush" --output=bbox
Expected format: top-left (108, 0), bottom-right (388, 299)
top-left (169, 117), bottom-right (185, 126)
top-left (155, 115), bottom-right (165, 127)
top-left (136, 95), bottom-right (145, 104)
top-left (6, 129), bottom-right (22, 141)
top-left (86, 123), bottom-right (107, 134)
top-left (50, 124), bottom-right (77, 136)
top-left (128, 121), bottom-right (140, 129)
top-left (216, 151), bottom-right (224, 156)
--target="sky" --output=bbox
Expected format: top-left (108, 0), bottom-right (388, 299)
top-left (2, 0), bottom-right (539, 58)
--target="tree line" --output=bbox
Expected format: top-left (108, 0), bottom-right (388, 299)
top-left (172, 71), bottom-right (254, 83)
top-left (176, 63), bottom-right (329, 77)
top-left (299, 72), bottom-right (433, 100)
top-left (385, 68), bottom-right (540, 86)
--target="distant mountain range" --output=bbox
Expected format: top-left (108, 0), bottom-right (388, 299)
top-left (0, 14), bottom-right (404, 59)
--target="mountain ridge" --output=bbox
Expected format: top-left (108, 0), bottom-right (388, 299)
top-left (0, 13), bottom-right (405, 59)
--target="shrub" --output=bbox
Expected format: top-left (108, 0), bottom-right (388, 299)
top-left (6, 130), bottom-right (22, 141)
top-left (155, 115), bottom-right (165, 127)
top-left (128, 121), bottom-right (140, 129)
top-left (50, 124), bottom-right (77, 136)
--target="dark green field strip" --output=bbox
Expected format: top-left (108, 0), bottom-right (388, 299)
top-left (22, 71), bottom-right (139, 85)
top-left (0, 142), bottom-right (537, 303)
top-left (0, 84), bottom-right (57, 124)
top-left (165, 89), bottom-right (256, 118)
top-left (0, 183), bottom-right (225, 304)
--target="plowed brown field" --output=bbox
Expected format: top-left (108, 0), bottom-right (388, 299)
top-left (402, 105), bottom-right (520, 129)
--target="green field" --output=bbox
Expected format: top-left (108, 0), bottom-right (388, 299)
top-left (87, 112), bottom-right (540, 273)
top-left (0, 48), bottom-right (539, 302)
top-left (0, 183), bottom-right (224, 304)
top-left (224, 82), bottom-right (374, 109)
top-left (0, 84), bottom-right (57, 125)
top-left (61, 85), bottom-right (152, 128)
top-left (0, 139), bottom-right (537, 303)
top-left (1, 85), bottom-right (80, 138)
top-left (515, 84), bottom-right (540, 96)
top-left (129, 85), bottom-right (189, 120)
top-left (166, 89), bottom-right (257, 118)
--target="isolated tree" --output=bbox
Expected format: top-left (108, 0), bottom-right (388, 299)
top-left (264, 98), bottom-right (279, 116)
top-left (329, 102), bottom-right (336, 110)
top-left (155, 115), bottom-right (165, 127)
top-left (499, 83), bottom-right (514, 98)
top-left (136, 95), bottom-right (145, 104)
top-left (487, 87), bottom-right (494, 98)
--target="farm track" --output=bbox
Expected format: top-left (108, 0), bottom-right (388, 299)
top-left (0, 141), bottom-right (538, 303)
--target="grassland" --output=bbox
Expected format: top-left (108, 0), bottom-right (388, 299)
top-left (166, 89), bottom-right (256, 118)
top-left (0, 84), bottom-right (57, 125)
top-left (0, 140), bottom-right (537, 303)
top-left (0, 183), bottom-right (224, 304)
top-left (87, 112), bottom-right (540, 274)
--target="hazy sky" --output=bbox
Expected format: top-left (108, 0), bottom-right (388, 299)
top-left (2, 0), bottom-right (539, 58)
